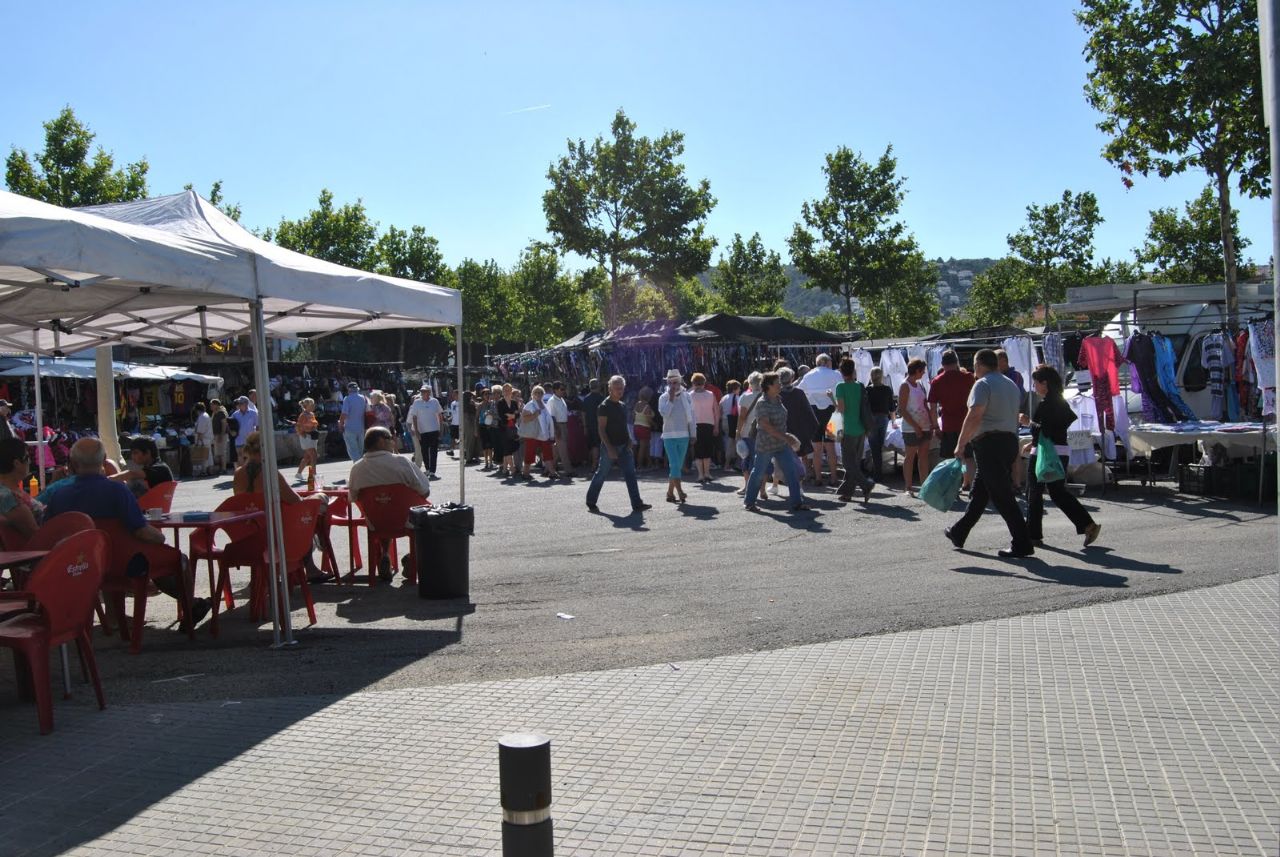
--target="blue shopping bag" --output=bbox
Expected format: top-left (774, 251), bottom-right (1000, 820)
top-left (919, 457), bottom-right (965, 512)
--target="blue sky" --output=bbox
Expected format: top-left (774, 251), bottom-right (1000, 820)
top-left (3, 1), bottom-right (1270, 272)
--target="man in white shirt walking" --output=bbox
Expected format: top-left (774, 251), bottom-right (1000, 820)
top-left (545, 381), bottom-right (573, 479)
top-left (795, 353), bottom-right (843, 486)
top-left (407, 385), bottom-right (444, 478)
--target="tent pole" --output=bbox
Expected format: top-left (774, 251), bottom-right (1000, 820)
top-left (95, 346), bottom-right (122, 466)
top-left (456, 324), bottom-right (465, 504)
top-left (250, 299), bottom-right (295, 648)
top-left (31, 332), bottom-right (45, 490)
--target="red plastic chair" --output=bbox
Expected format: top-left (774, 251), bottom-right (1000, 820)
top-left (7, 512), bottom-right (96, 605)
top-left (189, 493), bottom-right (265, 610)
top-left (0, 529), bottom-right (108, 734)
top-left (211, 498), bottom-right (322, 636)
top-left (326, 492), bottom-right (366, 579)
top-left (355, 485), bottom-right (427, 585)
top-left (93, 517), bottom-right (194, 655)
top-left (135, 481), bottom-right (177, 515)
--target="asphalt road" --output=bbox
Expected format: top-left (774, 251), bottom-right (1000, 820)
top-left (5, 452), bottom-right (1274, 709)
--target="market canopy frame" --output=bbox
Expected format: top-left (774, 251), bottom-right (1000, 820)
top-left (0, 189), bottom-right (465, 647)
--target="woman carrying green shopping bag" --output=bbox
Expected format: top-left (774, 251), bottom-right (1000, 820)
top-left (1022, 365), bottom-right (1102, 548)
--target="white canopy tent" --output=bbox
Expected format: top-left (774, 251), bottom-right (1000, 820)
top-left (0, 356), bottom-right (223, 383)
top-left (0, 190), bottom-right (465, 646)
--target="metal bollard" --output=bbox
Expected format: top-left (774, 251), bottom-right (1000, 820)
top-left (499, 733), bottom-right (553, 856)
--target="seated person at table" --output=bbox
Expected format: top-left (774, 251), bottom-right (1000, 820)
top-left (45, 438), bottom-right (210, 624)
top-left (111, 436), bottom-right (174, 498)
top-left (348, 426), bottom-right (432, 499)
top-left (349, 426), bottom-right (429, 580)
top-left (0, 437), bottom-right (40, 544)
top-left (233, 431), bottom-right (326, 578)
top-left (233, 431), bottom-right (306, 503)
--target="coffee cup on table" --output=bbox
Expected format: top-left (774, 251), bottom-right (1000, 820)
top-left (145, 508), bottom-right (164, 521)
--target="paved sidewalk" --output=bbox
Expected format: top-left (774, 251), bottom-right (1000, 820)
top-left (1, 576), bottom-right (1276, 856)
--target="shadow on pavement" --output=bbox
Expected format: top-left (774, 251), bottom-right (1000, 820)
top-left (1037, 544), bottom-right (1182, 576)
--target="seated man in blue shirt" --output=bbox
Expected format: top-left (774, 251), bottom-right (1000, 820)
top-left (46, 438), bottom-right (210, 625)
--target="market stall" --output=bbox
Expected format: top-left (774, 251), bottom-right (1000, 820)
top-left (0, 189), bottom-right (463, 648)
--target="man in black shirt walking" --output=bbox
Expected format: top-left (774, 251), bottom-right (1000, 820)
top-left (586, 375), bottom-right (650, 514)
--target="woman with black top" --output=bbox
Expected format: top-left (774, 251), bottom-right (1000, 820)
top-left (865, 367), bottom-right (895, 482)
top-left (1023, 365), bottom-right (1101, 548)
top-left (495, 384), bottom-right (521, 478)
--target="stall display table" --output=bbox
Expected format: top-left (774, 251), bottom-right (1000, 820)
top-left (1127, 421), bottom-right (1276, 505)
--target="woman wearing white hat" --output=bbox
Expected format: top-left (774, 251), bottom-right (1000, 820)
top-left (657, 369), bottom-right (695, 503)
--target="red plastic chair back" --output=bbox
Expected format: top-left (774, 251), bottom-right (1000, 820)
top-left (135, 481), bottom-right (177, 514)
top-left (215, 492), bottom-right (266, 541)
top-left (92, 517), bottom-right (182, 579)
top-left (24, 512), bottom-right (95, 552)
top-left (280, 499), bottom-right (324, 566)
top-left (22, 529), bottom-right (108, 641)
top-left (355, 485), bottom-right (425, 535)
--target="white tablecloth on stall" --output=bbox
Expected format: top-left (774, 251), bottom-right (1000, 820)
top-left (1126, 422), bottom-right (1276, 459)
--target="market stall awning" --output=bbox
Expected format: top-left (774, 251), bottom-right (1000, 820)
top-left (0, 356), bottom-right (222, 383)
top-left (0, 189), bottom-right (462, 355)
top-left (1052, 281), bottom-right (1275, 314)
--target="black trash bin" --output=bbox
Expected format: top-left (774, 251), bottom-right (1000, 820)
top-left (410, 503), bottom-right (474, 600)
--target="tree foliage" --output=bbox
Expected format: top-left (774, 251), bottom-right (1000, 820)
top-left (710, 232), bottom-right (788, 315)
top-left (787, 145), bottom-right (925, 331)
top-left (376, 224), bottom-right (451, 285)
top-left (1136, 185), bottom-right (1249, 282)
top-left (948, 258), bottom-right (1039, 330)
top-left (858, 251), bottom-right (941, 338)
top-left (1006, 189), bottom-right (1103, 317)
top-left (543, 108), bottom-right (717, 327)
top-left (6, 107), bottom-right (148, 206)
top-left (1078, 0), bottom-right (1268, 323)
top-left (508, 243), bottom-right (602, 347)
top-left (265, 189), bottom-right (378, 269)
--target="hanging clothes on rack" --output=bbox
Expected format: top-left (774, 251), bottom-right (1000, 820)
top-left (1076, 335), bottom-right (1122, 432)
top-left (1123, 333), bottom-right (1180, 423)
top-left (879, 347), bottom-right (908, 395)
top-left (851, 348), bottom-right (876, 384)
top-left (1000, 335), bottom-right (1038, 392)
top-left (1200, 332), bottom-right (1229, 421)
top-left (1153, 333), bottom-right (1196, 420)
top-left (1236, 328), bottom-right (1254, 416)
top-left (1247, 318), bottom-right (1276, 416)
top-left (925, 345), bottom-right (950, 381)
top-left (1042, 332), bottom-right (1066, 378)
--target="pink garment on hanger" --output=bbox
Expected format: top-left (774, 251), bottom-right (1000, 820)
top-left (1076, 336), bottom-right (1122, 432)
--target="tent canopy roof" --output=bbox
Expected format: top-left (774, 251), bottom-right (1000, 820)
top-left (0, 356), bottom-right (222, 383)
top-left (1052, 281), bottom-right (1274, 314)
top-left (0, 190), bottom-right (462, 356)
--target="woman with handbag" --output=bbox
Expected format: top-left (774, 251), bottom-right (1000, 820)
top-left (1022, 365), bottom-right (1101, 548)
top-left (734, 372), bottom-right (769, 502)
top-left (898, 358), bottom-right (932, 495)
top-left (294, 397), bottom-right (320, 479)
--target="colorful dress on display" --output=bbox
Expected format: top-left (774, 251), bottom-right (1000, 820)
top-left (1153, 333), bottom-right (1196, 420)
top-left (1076, 335), bottom-right (1122, 431)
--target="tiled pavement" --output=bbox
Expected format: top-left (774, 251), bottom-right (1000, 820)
top-left (1, 575), bottom-right (1276, 856)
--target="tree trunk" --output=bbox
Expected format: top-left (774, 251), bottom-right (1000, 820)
top-left (1215, 167), bottom-right (1239, 329)
top-left (608, 257), bottom-right (619, 329)
top-left (844, 290), bottom-right (854, 331)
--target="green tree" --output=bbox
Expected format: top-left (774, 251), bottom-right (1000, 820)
top-left (543, 108), bottom-right (717, 328)
top-left (805, 309), bottom-right (854, 333)
top-left (1136, 185), bottom-right (1250, 282)
top-left (265, 189), bottom-right (378, 269)
top-left (6, 107), bottom-right (149, 206)
top-left (454, 258), bottom-right (511, 359)
top-left (1087, 257), bottom-right (1144, 285)
top-left (710, 232), bottom-right (788, 315)
top-left (375, 224), bottom-right (450, 283)
top-left (949, 258), bottom-right (1038, 329)
top-left (787, 145), bottom-right (924, 330)
top-left (858, 251), bottom-right (940, 338)
top-left (508, 243), bottom-right (602, 347)
top-left (1006, 189), bottom-right (1103, 319)
top-left (1078, 0), bottom-right (1268, 326)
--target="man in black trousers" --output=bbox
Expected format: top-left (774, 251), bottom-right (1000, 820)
top-left (944, 348), bottom-right (1034, 558)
